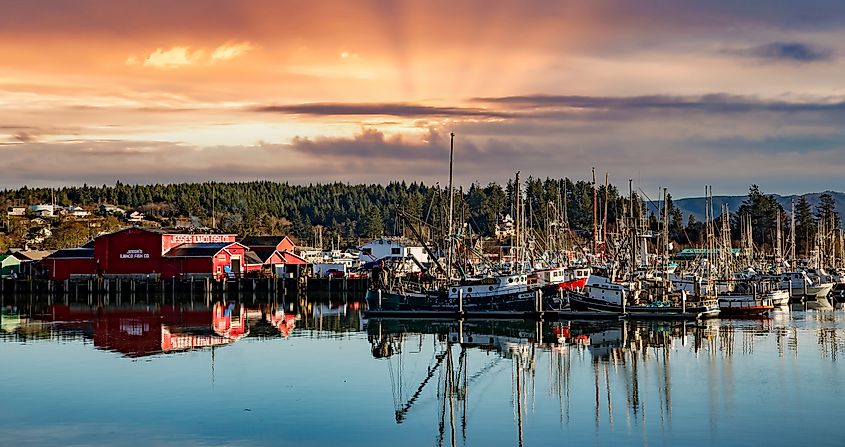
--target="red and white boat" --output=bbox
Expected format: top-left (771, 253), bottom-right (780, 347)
top-left (535, 266), bottom-right (591, 296)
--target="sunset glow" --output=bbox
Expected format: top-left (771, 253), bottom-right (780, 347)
top-left (2, 0), bottom-right (845, 194)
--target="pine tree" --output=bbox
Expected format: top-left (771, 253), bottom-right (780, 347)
top-left (795, 195), bottom-right (816, 257)
top-left (815, 193), bottom-right (840, 229)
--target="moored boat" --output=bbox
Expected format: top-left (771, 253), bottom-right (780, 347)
top-left (365, 272), bottom-right (560, 312)
top-left (567, 275), bottom-right (720, 318)
top-left (718, 294), bottom-right (774, 316)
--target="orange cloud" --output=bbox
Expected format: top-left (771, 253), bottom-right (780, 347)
top-left (126, 42), bottom-right (252, 68)
top-left (211, 42), bottom-right (253, 61)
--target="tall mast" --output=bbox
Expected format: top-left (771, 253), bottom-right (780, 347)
top-left (663, 187), bottom-right (669, 263)
top-left (592, 167), bottom-right (598, 255)
top-left (447, 132), bottom-right (455, 278)
top-left (790, 199), bottom-right (796, 266)
top-left (602, 173), bottom-right (609, 253)
top-left (514, 171), bottom-right (521, 273)
top-left (776, 210), bottom-right (782, 264)
top-left (629, 179), bottom-right (636, 273)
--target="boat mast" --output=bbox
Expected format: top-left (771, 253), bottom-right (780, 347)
top-left (663, 187), bottom-right (669, 268)
top-left (776, 210), bottom-right (783, 266)
top-left (592, 167), bottom-right (598, 257)
top-left (790, 199), bottom-right (796, 267)
top-left (603, 172), bottom-right (609, 254)
top-left (514, 171), bottom-right (521, 273)
top-left (447, 132), bottom-right (455, 279)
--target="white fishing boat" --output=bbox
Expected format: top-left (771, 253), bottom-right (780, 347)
top-left (568, 275), bottom-right (720, 318)
top-left (770, 271), bottom-right (833, 302)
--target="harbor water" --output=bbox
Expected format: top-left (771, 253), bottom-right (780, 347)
top-left (1, 295), bottom-right (844, 446)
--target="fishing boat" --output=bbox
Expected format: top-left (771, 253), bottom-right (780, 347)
top-left (366, 272), bottom-right (551, 312)
top-left (567, 275), bottom-right (720, 318)
top-left (717, 295), bottom-right (774, 316)
top-left (535, 266), bottom-right (590, 291)
top-left (770, 271), bottom-right (834, 301)
top-left (717, 282), bottom-right (777, 316)
top-left (768, 289), bottom-right (791, 306)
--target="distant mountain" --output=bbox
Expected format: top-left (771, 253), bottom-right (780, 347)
top-left (670, 191), bottom-right (845, 222)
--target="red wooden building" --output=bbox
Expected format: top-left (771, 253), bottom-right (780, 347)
top-left (44, 227), bottom-right (263, 280)
top-left (240, 235), bottom-right (307, 272)
top-left (42, 248), bottom-right (97, 281)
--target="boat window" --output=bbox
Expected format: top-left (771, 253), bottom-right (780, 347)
top-left (452, 288), bottom-right (457, 293)
top-left (508, 278), bottom-right (513, 283)
top-left (467, 287), bottom-right (473, 292)
top-left (489, 286), bottom-right (494, 291)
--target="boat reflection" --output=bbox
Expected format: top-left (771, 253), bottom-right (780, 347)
top-left (366, 315), bottom-right (845, 445)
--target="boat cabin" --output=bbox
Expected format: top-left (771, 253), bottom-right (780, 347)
top-left (447, 274), bottom-right (530, 300)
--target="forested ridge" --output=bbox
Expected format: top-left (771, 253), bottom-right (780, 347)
top-left (1, 181), bottom-right (839, 254)
top-left (1, 179), bottom-right (624, 242)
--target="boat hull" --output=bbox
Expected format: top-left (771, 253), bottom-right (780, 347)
top-left (541, 277), bottom-right (588, 294)
top-left (568, 291), bottom-right (720, 318)
top-left (366, 288), bottom-right (552, 312)
top-left (718, 297), bottom-right (774, 316)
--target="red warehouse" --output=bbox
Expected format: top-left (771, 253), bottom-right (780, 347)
top-left (45, 227), bottom-right (265, 280)
top-left (43, 248), bottom-right (97, 281)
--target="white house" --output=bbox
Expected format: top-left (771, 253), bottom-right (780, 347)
top-left (29, 204), bottom-right (54, 217)
top-left (359, 238), bottom-right (430, 272)
top-left (495, 214), bottom-right (515, 238)
top-left (7, 207), bottom-right (26, 217)
top-left (100, 204), bottom-right (126, 215)
top-left (68, 206), bottom-right (91, 217)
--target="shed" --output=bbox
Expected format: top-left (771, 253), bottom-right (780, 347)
top-left (0, 254), bottom-right (21, 276)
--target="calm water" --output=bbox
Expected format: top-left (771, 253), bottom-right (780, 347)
top-left (2, 295), bottom-right (844, 446)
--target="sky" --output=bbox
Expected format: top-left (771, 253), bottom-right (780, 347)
top-left (1, 0), bottom-right (845, 197)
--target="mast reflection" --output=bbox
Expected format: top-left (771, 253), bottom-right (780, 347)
top-left (365, 315), bottom-right (845, 444)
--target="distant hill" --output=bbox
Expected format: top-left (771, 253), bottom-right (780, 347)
top-left (670, 191), bottom-right (845, 222)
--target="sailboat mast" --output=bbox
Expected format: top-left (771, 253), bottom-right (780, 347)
top-left (790, 199), bottom-right (796, 265)
top-left (447, 132), bottom-right (455, 279)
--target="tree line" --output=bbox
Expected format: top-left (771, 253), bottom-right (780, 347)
top-left (1, 181), bottom-right (839, 253)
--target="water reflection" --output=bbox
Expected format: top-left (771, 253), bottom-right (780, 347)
top-left (365, 313), bottom-right (845, 445)
top-left (1, 295), bottom-right (844, 446)
top-left (0, 297), bottom-right (309, 356)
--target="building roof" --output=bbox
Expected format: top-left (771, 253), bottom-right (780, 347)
top-left (672, 248), bottom-right (741, 260)
top-left (0, 254), bottom-right (21, 264)
top-left (46, 248), bottom-right (95, 259)
top-left (9, 250), bottom-right (54, 261)
top-left (250, 247), bottom-right (277, 263)
top-left (240, 235), bottom-right (295, 248)
top-left (280, 250), bottom-right (308, 265)
top-left (244, 251), bottom-right (264, 265)
top-left (359, 237), bottom-right (421, 248)
top-left (164, 242), bottom-right (231, 258)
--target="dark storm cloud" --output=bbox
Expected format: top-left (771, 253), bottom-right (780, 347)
top-left (727, 42), bottom-right (834, 63)
top-left (289, 128), bottom-right (445, 160)
top-left (473, 94), bottom-right (845, 114)
top-left (254, 103), bottom-right (512, 119)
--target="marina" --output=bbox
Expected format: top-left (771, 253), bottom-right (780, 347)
top-left (2, 293), bottom-right (844, 446)
top-left (4, 1), bottom-right (845, 445)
